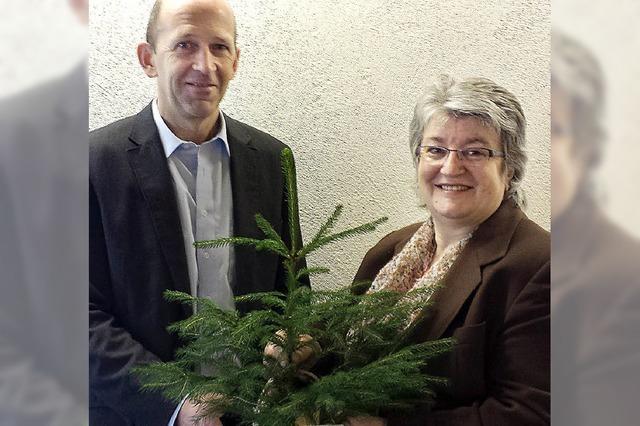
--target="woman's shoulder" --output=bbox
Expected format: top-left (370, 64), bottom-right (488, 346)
top-left (483, 212), bottom-right (550, 286)
top-left (371, 222), bottom-right (425, 257)
top-left (473, 204), bottom-right (549, 281)
top-left (353, 222), bottom-right (423, 284)
top-left (512, 214), bottom-right (550, 259)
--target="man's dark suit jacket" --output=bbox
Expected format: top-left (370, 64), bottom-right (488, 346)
top-left (89, 104), bottom-right (298, 425)
top-left (354, 200), bottom-right (550, 425)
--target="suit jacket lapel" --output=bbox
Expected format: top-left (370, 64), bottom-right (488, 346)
top-left (126, 104), bottom-right (191, 316)
top-left (225, 114), bottom-right (261, 295)
top-left (409, 200), bottom-right (524, 341)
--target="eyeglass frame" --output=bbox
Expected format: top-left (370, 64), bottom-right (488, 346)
top-left (415, 145), bottom-right (506, 163)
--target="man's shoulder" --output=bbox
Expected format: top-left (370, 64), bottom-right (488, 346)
top-left (224, 114), bottom-right (289, 153)
top-left (89, 105), bottom-right (154, 163)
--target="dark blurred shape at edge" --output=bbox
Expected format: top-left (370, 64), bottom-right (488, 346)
top-left (551, 30), bottom-right (640, 426)
top-left (0, 60), bottom-right (89, 425)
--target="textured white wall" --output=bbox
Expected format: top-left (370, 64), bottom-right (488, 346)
top-left (90, 0), bottom-right (550, 290)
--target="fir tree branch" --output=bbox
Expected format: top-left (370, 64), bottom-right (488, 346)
top-left (166, 301), bottom-right (238, 337)
top-left (163, 289), bottom-right (196, 304)
top-left (298, 205), bottom-right (344, 257)
top-left (320, 217), bottom-right (388, 245)
top-left (300, 216), bottom-right (388, 257)
top-left (281, 148), bottom-right (301, 254)
top-left (234, 291), bottom-right (288, 311)
top-left (295, 266), bottom-right (331, 280)
top-left (195, 236), bottom-right (288, 257)
top-left (254, 213), bottom-right (289, 255)
top-left (134, 361), bottom-right (195, 402)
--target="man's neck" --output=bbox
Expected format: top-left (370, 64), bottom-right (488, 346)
top-left (161, 108), bottom-right (221, 144)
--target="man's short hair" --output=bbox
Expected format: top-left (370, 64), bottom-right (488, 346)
top-left (146, 0), bottom-right (163, 50)
top-left (145, 0), bottom-right (237, 51)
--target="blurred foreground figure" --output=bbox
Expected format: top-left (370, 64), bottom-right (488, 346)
top-left (0, 0), bottom-right (88, 424)
top-left (552, 31), bottom-right (640, 426)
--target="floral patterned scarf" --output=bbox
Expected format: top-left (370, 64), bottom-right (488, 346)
top-left (369, 219), bottom-right (472, 304)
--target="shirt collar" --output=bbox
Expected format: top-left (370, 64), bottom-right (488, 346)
top-left (151, 99), bottom-right (231, 158)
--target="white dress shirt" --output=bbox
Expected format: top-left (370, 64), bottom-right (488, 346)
top-left (152, 100), bottom-right (236, 426)
top-left (152, 100), bottom-right (235, 312)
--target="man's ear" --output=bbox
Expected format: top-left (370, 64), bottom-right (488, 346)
top-left (231, 47), bottom-right (240, 78)
top-left (137, 42), bottom-right (158, 78)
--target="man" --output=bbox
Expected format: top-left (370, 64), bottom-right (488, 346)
top-left (89, 0), bottom-right (301, 424)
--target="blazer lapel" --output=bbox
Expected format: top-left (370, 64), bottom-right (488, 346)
top-left (409, 201), bottom-right (524, 341)
top-left (225, 114), bottom-right (261, 295)
top-left (126, 104), bottom-right (191, 316)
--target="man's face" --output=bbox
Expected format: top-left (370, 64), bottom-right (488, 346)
top-left (143, 0), bottom-right (239, 128)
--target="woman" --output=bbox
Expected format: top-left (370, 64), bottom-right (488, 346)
top-left (347, 75), bottom-right (549, 425)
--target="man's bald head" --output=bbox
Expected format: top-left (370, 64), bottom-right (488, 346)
top-left (145, 0), bottom-right (237, 50)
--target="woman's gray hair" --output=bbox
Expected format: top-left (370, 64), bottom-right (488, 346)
top-left (552, 30), bottom-right (605, 172)
top-left (409, 75), bottom-right (528, 207)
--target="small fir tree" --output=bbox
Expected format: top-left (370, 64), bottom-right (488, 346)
top-left (135, 148), bottom-right (454, 425)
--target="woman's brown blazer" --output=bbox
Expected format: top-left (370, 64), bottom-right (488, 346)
top-left (354, 200), bottom-right (550, 426)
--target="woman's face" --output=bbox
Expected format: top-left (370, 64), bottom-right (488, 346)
top-left (418, 113), bottom-right (510, 230)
